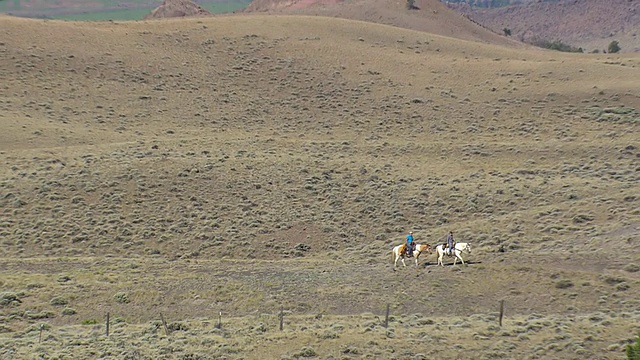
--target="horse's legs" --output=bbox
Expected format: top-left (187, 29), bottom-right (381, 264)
top-left (454, 252), bottom-right (464, 266)
top-left (438, 253), bottom-right (444, 267)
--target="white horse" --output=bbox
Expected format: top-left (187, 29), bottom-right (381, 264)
top-left (435, 242), bottom-right (471, 267)
top-left (393, 243), bottom-right (432, 268)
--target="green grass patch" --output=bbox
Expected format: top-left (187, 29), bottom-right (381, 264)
top-left (200, 0), bottom-right (251, 13)
top-left (2, 0), bottom-right (252, 21)
top-left (54, 8), bottom-right (153, 21)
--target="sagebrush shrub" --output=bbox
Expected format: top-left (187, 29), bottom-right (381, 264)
top-left (628, 335), bottom-right (640, 360)
top-left (50, 296), bottom-right (68, 306)
top-left (0, 292), bottom-right (21, 306)
top-left (114, 292), bottom-right (129, 303)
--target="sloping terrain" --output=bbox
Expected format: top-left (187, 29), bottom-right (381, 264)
top-left (451, 0), bottom-right (640, 53)
top-left (1, 13), bottom-right (640, 359)
top-left (243, 0), bottom-right (523, 48)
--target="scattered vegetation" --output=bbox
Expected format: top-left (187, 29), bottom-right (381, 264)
top-left (167, 322), bottom-right (189, 332)
top-left (608, 40), bottom-right (621, 54)
top-left (57, 275), bottom-right (72, 283)
top-left (50, 296), bottom-right (69, 306)
top-left (62, 307), bottom-right (77, 316)
top-left (114, 292), bottom-right (130, 304)
top-left (532, 39), bottom-right (583, 53)
top-left (589, 106), bottom-right (639, 124)
top-left (443, 0), bottom-right (513, 8)
top-left (1, 12), bottom-right (639, 360)
top-left (624, 264), bottom-right (640, 273)
top-left (628, 334), bottom-right (640, 360)
top-left (293, 346), bottom-right (318, 358)
top-left (407, 0), bottom-right (418, 10)
top-left (555, 279), bottom-right (574, 289)
top-left (0, 292), bottom-right (21, 307)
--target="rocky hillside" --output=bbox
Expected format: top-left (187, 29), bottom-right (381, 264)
top-left (448, 0), bottom-right (640, 52)
top-left (144, 0), bottom-right (212, 19)
top-left (243, 0), bottom-right (640, 52)
top-left (442, 0), bottom-right (548, 8)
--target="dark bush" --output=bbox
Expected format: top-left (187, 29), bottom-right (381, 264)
top-left (555, 279), bottom-right (574, 289)
top-left (628, 334), bottom-right (640, 360)
top-left (608, 41), bottom-right (621, 54)
top-left (533, 39), bottom-right (583, 53)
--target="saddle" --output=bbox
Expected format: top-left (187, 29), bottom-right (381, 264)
top-left (403, 244), bottom-right (413, 257)
top-left (443, 243), bottom-right (455, 256)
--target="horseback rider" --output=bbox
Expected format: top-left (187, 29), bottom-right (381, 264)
top-left (406, 231), bottom-right (415, 256)
top-left (445, 231), bottom-right (455, 256)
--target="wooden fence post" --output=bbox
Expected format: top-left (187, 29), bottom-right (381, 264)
top-left (215, 311), bottom-right (222, 329)
top-left (39, 324), bottom-right (44, 343)
top-left (279, 306), bottom-right (284, 331)
top-left (499, 300), bottom-right (505, 327)
top-left (160, 313), bottom-right (170, 335)
top-left (105, 312), bottom-right (110, 337)
top-left (384, 304), bottom-right (390, 328)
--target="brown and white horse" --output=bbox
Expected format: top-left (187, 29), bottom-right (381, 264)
top-left (393, 243), bottom-right (432, 268)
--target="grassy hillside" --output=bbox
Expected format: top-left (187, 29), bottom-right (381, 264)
top-left (0, 14), bottom-right (639, 359)
top-left (243, 0), bottom-right (523, 49)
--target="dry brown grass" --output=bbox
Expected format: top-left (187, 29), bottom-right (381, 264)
top-left (244, 0), bottom-right (522, 45)
top-left (2, 309), bottom-right (639, 359)
top-left (1, 11), bottom-right (639, 359)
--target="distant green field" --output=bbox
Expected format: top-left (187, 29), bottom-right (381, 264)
top-left (55, 2), bottom-right (251, 21)
top-left (0, 0), bottom-right (251, 20)
top-left (54, 8), bottom-right (155, 21)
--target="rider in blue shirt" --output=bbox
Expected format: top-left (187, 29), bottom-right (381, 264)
top-left (406, 231), bottom-right (415, 256)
